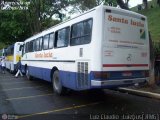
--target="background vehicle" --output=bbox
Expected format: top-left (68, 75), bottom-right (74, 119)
top-left (0, 48), bottom-right (6, 58)
top-left (6, 42), bottom-right (23, 73)
top-left (21, 5), bottom-right (150, 95)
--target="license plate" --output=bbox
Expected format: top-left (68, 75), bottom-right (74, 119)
top-left (122, 72), bottom-right (132, 77)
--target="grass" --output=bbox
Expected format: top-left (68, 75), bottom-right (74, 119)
top-left (132, 0), bottom-right (160, 43)
top-left (139, 7), bottom-right (160, 42)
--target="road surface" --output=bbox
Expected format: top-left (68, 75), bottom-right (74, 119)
top-left (0, 72), bottom-right (160, 120)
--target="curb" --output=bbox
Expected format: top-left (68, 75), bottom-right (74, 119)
top-left (118, 87), bottom-right (160, 100)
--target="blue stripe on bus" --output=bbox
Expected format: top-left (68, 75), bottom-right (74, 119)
top-left (29, 66), bottom-right (50, 81)
top-left (22, 65), bottom-right (147, 90)
top-left (26, 66), bottom-right (78, 90)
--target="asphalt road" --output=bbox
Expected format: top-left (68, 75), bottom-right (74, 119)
top-left (0, 72), bottom-right (160, 120)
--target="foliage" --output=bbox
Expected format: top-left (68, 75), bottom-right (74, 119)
top-left (0, 42), bottom-right (6, 49)
top-left (116, 0), bottom-right (129, 10)
top-left (143, 0), bottom-right (148, 9)
top-left (138, 2), bottom-right (160, 54)
top-left (139, 7), bottom-right (160, 42)
top-left (154, 43), bottom-right (160, 56)
top-left (158, 0), bottom-right (160, 6)
top-left (0, 10), bottom-right (30, 45)
top-left (21, 0), bottom-right (68, 34)
top-left (0, 0), bottom-right (68, 45)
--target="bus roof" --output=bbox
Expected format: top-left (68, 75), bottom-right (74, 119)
top-left (24, 5), bottom-right (147, 43)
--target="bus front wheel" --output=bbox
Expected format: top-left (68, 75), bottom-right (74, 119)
top-left (52, 71), bottom-right (66, 95)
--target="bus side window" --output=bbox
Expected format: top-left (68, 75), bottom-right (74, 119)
top-left (36, 39), bottom-right (40, 51)
top-left (49, 33), bottom-right (54, 49)
top-left (29, 41), bottom-right (34, 52)
top-left (39, 37), bottom-right (43, 50)
top-left (43, 34), bottom-right (49, 50)
top-left (25, 43), bottom-right (27, 53)
top-left (33, 40), bottom-right (36, 51)
top-left (25, 42), bottom-right (29, 53)
top-left (55, 27), bottom-right (70, 48)
top-left (22, 44), bottom-right (25, 56)
top-left (70, 18), bottom-right (93, 46)
top-left (19, 45), bottom-right (24, 51)
top-left (11, 46), bottom-right (14, 55)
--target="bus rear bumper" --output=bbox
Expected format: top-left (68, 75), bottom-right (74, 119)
top-left (91, 78), bottom-right (148, 87)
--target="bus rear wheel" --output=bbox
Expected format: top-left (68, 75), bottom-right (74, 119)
top-left (52, 71), bottom-right (66, 95)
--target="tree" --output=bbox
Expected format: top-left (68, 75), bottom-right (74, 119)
top-left (125, 0), bottom-right (129, 8)
top-left (116, 0), bottom-right (129, 10)
top-left (21, 0), bottom-right (70, 34)
top-left (0, 10), bottom-right (30, 44)
top-left (157, 0), bottom-right (160, 7)
top-left (143, 0), bottom-right (148, 9)
top-left (0, 0), bottom-right (70, 44)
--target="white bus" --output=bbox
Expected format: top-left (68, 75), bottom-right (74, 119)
top-left (21, 5), bottom-right (150, 95)
top-left (0, 48), bottom-right (6, 58)
top-left (0, 49), bottom-right (2, 58)
top-left (6, 42), bottom-right (23, 72)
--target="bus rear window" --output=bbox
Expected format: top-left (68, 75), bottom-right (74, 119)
top-left (70, 19), bottom-right (92, 46)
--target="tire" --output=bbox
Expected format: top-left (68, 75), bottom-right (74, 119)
top-left (9, 64), bottom-right (12, 73)
top-left (26, 67), bottom-right (33, 80)
top-left (52, 71), bottom-right (66, 95)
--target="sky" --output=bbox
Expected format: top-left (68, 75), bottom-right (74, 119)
top-left (129, 0), bottom-right (152, 7)
top-left (129, 0), bottom-right (142, 7)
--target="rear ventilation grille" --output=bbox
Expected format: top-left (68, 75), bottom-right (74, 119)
top-left (77, 62), bottom-right (89, 88)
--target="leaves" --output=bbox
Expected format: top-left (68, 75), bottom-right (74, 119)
top-left (0, 10), bottom-right (30, 44)
top-left (0, 0), bottom-right (66, 44)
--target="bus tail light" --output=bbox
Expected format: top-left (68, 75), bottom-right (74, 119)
top-left (93, 72), bottom-right (110, 80)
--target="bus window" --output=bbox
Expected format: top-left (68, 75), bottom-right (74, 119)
top-left (70, 19), bottom-right (92, 46)
top-left (11, 46), bottom-right (14, 55)
top-left (35, 39), bottom-right (40, 51)
top-left (33, 40), bottom-right (36, 51)
top-left (19, 44), bottom-right (24, 51)
top-left (29, 41), bottom-right (34, 52)
top-left (39, 37), bottom-right (43, 51)
top-left (55, 27), bottom-right (70, 48)
top-left (22, 44), bottom-right (24, 56)
top-left (19, 46), bottom-right (21, 52)
top-left (43, 34), bottom-right (49, 50)
top-left (25, 42), bottom-right (29, 53)
top-left (84, 19), bottom-right (92, 39)
top-left (49, 33), bottom-right (54, 49)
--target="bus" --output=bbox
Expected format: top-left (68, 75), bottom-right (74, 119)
top-left (21, 5), bottom-right (150, 95)
top-left (5, 42), bottom-right (23, 73)
top-left (0, 48), bottom-right (6, 58)
top-left (0, 49), bottom-right (2, 58)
